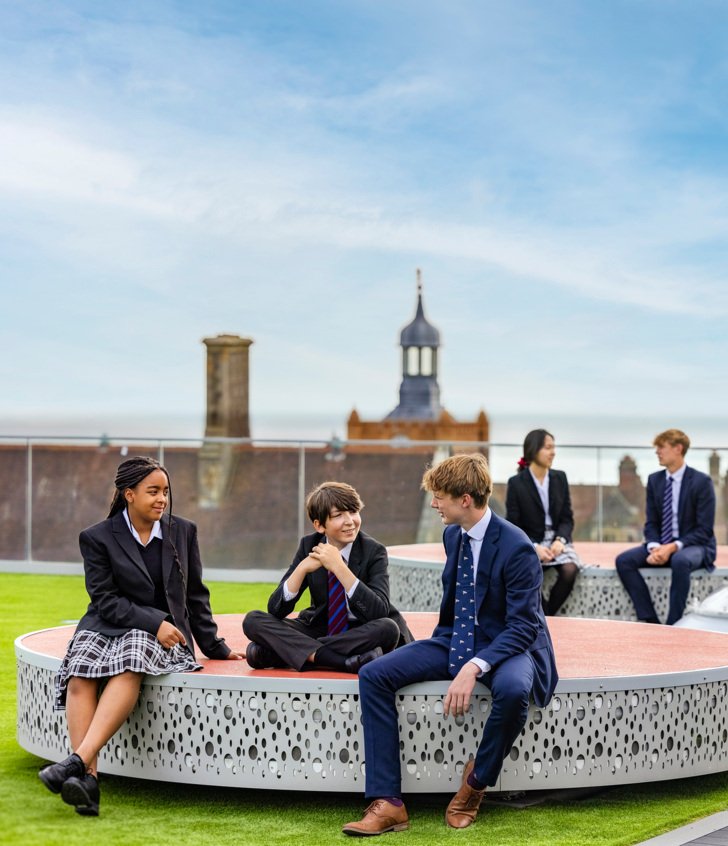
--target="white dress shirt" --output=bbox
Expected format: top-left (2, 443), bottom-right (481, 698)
top-left (462, 509), bottom-right (492, 676)
top-left (529, 468), bottom-right (552, 529)
top-left (122, 508), bottom-right (163, 546)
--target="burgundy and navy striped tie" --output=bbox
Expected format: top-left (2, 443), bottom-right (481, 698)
top-left (327, 570), bottom-right (349, 636)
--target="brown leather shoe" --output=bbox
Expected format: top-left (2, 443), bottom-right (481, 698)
top-left (445, 759), bottom-right (485, 829)
top-left (342, 799), bottom-right (409, 836)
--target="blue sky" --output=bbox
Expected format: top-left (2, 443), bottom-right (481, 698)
top-left (2, 0), bottom-right (728, 441)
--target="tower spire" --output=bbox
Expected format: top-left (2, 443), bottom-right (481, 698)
top-left (385, 269), bottom-right (441, 420)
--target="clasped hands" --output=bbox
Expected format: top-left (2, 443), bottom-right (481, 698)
top-left (646, 542), bottom-right (677, 565)
top-left (306, 543), bottom-right (344, 573)
top-left (535, 537), bottom-right (565, 562)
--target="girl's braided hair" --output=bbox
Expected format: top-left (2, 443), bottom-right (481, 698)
top-left (107, 455), bottom-right (186, 593)
top-left (108, 455), bottom-right (172, 518)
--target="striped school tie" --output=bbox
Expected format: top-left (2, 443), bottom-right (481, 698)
top-left (660, 476), bottom-right (674, 545)
top-left (327, 570), bottom-right (349, 636)
top-left (449, 533), bottom-right (475, 677)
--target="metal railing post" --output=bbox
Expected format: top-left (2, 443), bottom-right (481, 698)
top-left (26, 440), bottom-right (33, 562)
top-left (298, 444), bottom-right (306, 540)
top-left (596, 446), bottom-right (603, 542)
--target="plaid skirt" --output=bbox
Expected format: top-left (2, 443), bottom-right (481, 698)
top-left (539, 528), bottom-right (584, 569)
top-left (54, 628), bottom-right (202, 710)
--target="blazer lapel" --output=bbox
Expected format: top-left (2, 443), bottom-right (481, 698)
top-left (161, 513), bottom-right (175, 587)
top-left (547, 470), bottom-right (560, 518)
top-left (654, 471), bottom-right (666, 513)
top-left (311, 562), bottom-right (329, 610)
top-left (347, 534), bottom-right (363, 580)
top-left (306, 532), bottom-right (328, 609)
top-left (438, 527), bottom-right (460, 621)
top-left (676, 467), bottom-right (692, 529)
top-left (475, 515), bottom-right (500, 612)
top-left (111, 511), bottom-right (152, 583)
top-left (524, 472), bottom-right (545, 515)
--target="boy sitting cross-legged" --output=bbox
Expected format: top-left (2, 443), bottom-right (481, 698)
top-left (242, 481), bottom-right (413, 673)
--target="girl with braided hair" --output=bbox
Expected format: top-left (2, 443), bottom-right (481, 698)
top-left (39, 456), bottom-right (241, 816)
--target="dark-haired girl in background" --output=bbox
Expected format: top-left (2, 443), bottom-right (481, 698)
top-left (39, 456), bottom-right (240, 816)
top-left (506, 429), bottom-right (582, 616)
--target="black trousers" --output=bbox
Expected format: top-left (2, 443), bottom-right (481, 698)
top-left (242, 610), bottom-right (400, 671)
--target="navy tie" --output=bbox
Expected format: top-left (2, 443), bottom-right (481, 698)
top-left (660, 476), bottom-right (674, 545)
top-left (449, 533), bottom-right (475, 677)
top-left (327, 570), bottom-right (349, 636)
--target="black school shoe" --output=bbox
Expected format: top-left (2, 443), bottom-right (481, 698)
top-left (245, 641), bottom-right (285, 669)
top-left (344, 647), bottom-right (384, 674)
top-left (38, 753), bottom-right (86, 794)
top-left (62, 773), bottom-right (100, 816)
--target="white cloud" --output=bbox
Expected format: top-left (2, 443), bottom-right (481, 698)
top-left (0, 115), bottom-right (178, 216)
top-left (3, 104), bottom-right (727, 326)
top-left (2, 1), bottom-right (728, 430)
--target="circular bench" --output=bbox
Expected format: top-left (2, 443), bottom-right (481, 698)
top-left (388, 542), bottom-right (728, 620)
top-left (16, 613), bottom-right (728, 793)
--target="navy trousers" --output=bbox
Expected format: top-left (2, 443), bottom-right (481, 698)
top-left (358, 635), bottom-right (534, 797)
top-left (615, 545), bottom-right (708, 625)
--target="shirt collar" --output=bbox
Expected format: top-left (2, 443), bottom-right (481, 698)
top-left (667, 463), bottom-right (687, 482)
top-left (122, 508), bottom-right (164, 546)
top-left (338, 541), bottom-right (353, 563)
top-left (528, 467), bottom-right (549, 489)
top-left (463, 507), bottom-right (492, 542)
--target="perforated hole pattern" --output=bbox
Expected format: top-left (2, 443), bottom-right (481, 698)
top-left (389, 562), bottom-right (728, 620)
top-left (17, 659), bottom-right (728, 791)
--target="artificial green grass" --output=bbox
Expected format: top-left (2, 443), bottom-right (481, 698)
top-left (2, 572), bottom-right (728, 845)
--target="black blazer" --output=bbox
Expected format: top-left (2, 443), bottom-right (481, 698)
top-left (505, 469), bottom-right (575, 544)
top-left (267, 531), bottom-right (413, 647)
top-left (76, 512), bottom-right (230, 660)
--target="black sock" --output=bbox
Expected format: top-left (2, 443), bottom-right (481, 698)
top-left (314, 645), bottom-right (348, 671)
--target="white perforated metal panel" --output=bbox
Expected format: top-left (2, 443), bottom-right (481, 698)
top-left (388, 559), bottom-right (728, 622)
top-left (17, 639), bottom-right (728, 792)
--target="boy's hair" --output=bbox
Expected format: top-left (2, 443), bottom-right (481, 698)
top-left (421, 453), bottom-right (492, 509)
top-left (306, 481), bottom-right (364, 526)
top-left (653, 428), bottom-right (690, 456)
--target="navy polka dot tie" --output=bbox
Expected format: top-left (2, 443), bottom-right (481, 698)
top-left (449, 533), bottom-right (475, 677)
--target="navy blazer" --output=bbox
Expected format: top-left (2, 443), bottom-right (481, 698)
top-left (644, 466), bottom-right (716, 567)
top-left (505, 469), bottom-right (574, 543)
top-left (267, 530), bottom-right (413, 647)
top-left (432, 513), bottom-right (558, 708)
top-left (77, 512), bottom-right (230, 660)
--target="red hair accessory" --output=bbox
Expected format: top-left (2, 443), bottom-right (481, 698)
top-left (517, 457), bottom-right (529, 469)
